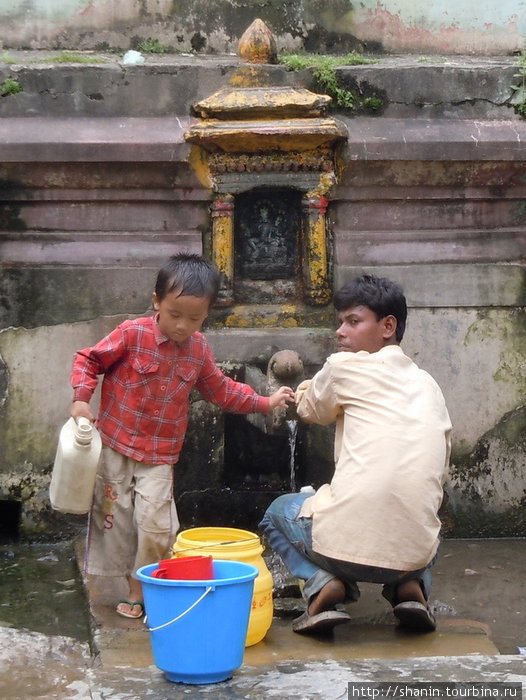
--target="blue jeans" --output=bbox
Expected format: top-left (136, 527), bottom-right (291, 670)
top-left (259, 492), bottom-right (434, 607)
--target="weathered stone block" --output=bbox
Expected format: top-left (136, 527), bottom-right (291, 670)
top-left (334, 265), bottom-right (526, 308)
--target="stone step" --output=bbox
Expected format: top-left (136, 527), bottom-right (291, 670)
top-left (0, 52), bottom-right (521, 120)
top-left (86, 560), bottom-right (499, 671)
top-left (78, 538), bottom-right (526, 698)
top-left (91, 614), bottom-right (499, 671)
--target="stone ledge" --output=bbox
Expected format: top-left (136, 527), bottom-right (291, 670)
top-left (334, 228), bottom-right (526, 265)
top-left (0, 54), bottom-right (521, 120)
top-left (341, 117), bottom-right (526, 161)
top-left (2, 117), bottom-right (526, 163)
top-left (205, 327), bottom-right (334, 366)
top-left (335, 264), bottom-right (526, 307)
top-left (0, 116), bottom-right (195, 162)
top-left (0, 231), bottom-right (201, 265)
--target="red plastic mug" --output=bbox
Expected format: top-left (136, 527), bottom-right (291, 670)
top-left (151, 555), bottom-right (214, 580)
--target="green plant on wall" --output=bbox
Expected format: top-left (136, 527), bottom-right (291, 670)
top-left (0, 78), bottom-right (22, 96)
top-left (278, 52), bottom-right (383, 115)
top-left (1, 51), bottom-right (17, 64)
top-left (510, 52), bottom-right (526, 117)
top-left (137, 38), bottom-right (167, 54)
top-left (46, 52), bottom-right (107, 64)
top-left (1, 51), bottom-right (106, 65)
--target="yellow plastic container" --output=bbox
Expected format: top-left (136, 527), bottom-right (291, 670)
top-left (172, 526), bottom-right (273, 646)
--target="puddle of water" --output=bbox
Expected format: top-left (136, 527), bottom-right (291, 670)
top-left (0, 541), bottom-right (91, 643)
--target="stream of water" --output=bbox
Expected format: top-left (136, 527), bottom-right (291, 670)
top-left (287, 419), bottom-right (298, 492)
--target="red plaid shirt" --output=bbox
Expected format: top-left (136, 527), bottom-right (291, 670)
top-left (71, 315), bottom-right (270, 465)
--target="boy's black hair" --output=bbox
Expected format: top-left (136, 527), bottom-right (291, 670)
top-left (155, 253), bottom-right (221, 305)
top-left (333, 274), bottom-right (407, 342)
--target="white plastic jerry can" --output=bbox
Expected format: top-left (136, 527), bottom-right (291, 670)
top-left (49, 417), bottom-right (102, 515)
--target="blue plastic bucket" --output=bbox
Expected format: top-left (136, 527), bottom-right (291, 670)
top-left (137, 559), bottom-right (258, 684)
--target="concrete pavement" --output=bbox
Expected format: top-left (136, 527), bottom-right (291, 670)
top-left (78, 538), bottom-right (526, 698)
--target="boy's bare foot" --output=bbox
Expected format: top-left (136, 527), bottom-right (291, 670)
top-left (308, 578), bottom-right (346, 616)
top-left (395, 579), bottom-right (427, 606)
top-left (393, 579), bottom-right (436, 632)
top-left (292, 578), bottom-right (350, 634)
top-left (115, 574), bottom-right (144, 619)
top-left (116, 599), bottom-right (144, 619)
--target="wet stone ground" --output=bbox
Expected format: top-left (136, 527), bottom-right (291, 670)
top-left (2, 538), bottom-right (526, 699)
top-left (0, 541), bottom-right (91, 642)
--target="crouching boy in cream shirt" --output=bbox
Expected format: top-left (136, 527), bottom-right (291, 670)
top-left (260, 274), bottom-right (451, 634)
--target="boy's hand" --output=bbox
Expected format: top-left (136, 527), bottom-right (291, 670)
top-left (268, 385), bottom-right (295, 411)
top-left (71, 400), bottom-right (95, 423)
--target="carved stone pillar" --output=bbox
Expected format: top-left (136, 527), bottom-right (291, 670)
top-left (302, 194), bottom-right (331, 305)
top-left (211, 195), bottom-right (235, 305)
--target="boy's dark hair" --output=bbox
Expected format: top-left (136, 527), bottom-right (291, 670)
top-left (333, 274), bottom-right (407, 342)
top-left (155, 253), bottom-right (221, 305)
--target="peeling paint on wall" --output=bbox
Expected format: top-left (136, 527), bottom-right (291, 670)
top-left (0, 0), bottom-right (524, 54)
top-left (353, 0), bottom-right (526, 35)
top-left (403, 308), bottom-right (525, 456)
top-left (350, 3), bottom-right (525, 54)
top-left (446, 406), bottom-right (526, 537)
top-left (0, 352), bottom-right (8, 408)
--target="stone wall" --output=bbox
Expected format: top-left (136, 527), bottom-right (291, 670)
top-left (0, 0), bottom-right (524, 55)
top-left (333, 120), bottom-right (526, 536)
top-left (0, 57), bottom-right (525, 539)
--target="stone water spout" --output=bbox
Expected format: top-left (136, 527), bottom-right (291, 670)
top-left (266, 349), bottom-right (304, 434)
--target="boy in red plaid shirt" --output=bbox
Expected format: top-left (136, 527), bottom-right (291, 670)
top-left (71, 253), bottom-right (295, 618)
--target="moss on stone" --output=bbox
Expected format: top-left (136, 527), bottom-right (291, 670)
top-left (278, 52), bottom-right (384, 115)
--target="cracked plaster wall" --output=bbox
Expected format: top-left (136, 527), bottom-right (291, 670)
top-left (0, 304), bottom-right (524, 538)
top-left (0, 0), bottom-right (524, 55)
top-left (0, 318), bottom-right (334, 538)
top-left (403, 308), bottom-right (526, 536)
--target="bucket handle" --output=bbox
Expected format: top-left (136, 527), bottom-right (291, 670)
top-left (145, 585), bottom-right (213, 632)
top-left (170, 537), bottom-right (260, 556)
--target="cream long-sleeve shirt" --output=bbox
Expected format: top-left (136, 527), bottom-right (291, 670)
top-left (297, 344), bottom-right (452, 572)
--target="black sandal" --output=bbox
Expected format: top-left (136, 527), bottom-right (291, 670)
top-left (393, 601), bottom-right (436, 632)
